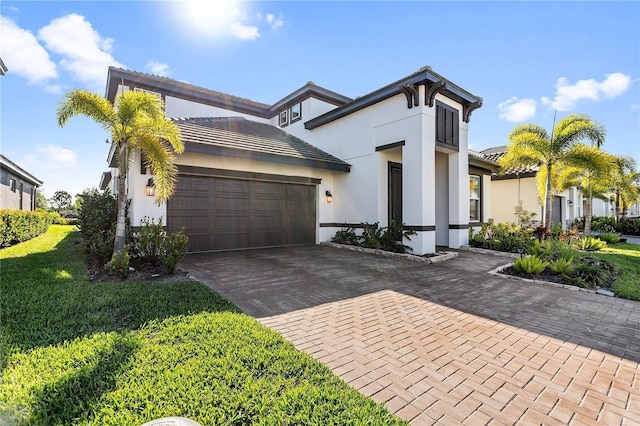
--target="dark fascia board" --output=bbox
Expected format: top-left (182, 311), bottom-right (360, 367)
top-left (304, 66), bottom-right (482, 130)
top-left (268, 83), bottom-right (352, 115)
top-left (184, 142), bottom-right (351, 173)
top-left (468, 156), bottom-right (499, 173)
top-left (0, 155), bottom-right (43, 185)
top-left (491, 171), bottom-right (537, 181)
top-left (99, 171), bottom-right (112, 190)
top-left (0, 57), bottom-right (7, 75)
top-left (106, 67), bottom-right (271, 118)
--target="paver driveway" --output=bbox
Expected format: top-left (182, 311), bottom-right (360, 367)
top-left (181, 245), bottom-right (640, 425)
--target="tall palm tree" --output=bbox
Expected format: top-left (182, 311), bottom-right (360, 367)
top-left (57, 89), bottom-right (184, 256)
top-left (499, 114), bottom-right (605, 229)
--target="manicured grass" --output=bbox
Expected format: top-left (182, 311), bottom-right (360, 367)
top-left (1, 226), bottom-right (405, 425)
top-left (591, 243), bottom-right (640, 301)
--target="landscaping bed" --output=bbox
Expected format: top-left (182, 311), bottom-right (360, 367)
top-left (0, 225), bottom-right (406, 425)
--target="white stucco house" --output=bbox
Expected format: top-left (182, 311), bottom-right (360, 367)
top-left (100, 66), bottom-right (495, 254)
top-left (481, 146), bottom-right (613, 228)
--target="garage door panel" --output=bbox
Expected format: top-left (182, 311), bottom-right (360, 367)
top-left (168, 175), bottom-right (316, 252)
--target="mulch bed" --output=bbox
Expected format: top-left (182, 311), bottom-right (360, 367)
top-left (87, 256), bottom-right (190, 283)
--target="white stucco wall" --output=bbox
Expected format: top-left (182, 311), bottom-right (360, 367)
top-left (165, 96), bottom-right (270, 122)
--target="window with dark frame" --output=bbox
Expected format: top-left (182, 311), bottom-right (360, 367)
top-left (436, 100), bottom-right (459, 147)
top-left (9, 178), bottom-right (16, 192)
top-left (290, 103), bottom-right (301, 123)
top-left (470, 175), bottom-right (481, 222)
top-left (279, 110), bottom-right (288, 127)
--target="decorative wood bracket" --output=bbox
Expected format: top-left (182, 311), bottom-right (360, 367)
top-left (463, 99), bottom-right (483, 123)
top-left (399, 83), bottom-right (420, 108)
top-left (424, 81), bottom-right (446, 107)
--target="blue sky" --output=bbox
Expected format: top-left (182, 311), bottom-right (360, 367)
top-left (1, 1), bottom-right (639, 199)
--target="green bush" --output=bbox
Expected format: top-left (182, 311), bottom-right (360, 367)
top-left (378, 221), bottom-right (417, 253)
top-left (105, 247), bottom-right (131, 279)
top-left (77, 189), bottom-right (117, 261)
top-left (469, 219), bottom-right (535, 253)
top-left (591, 216), bottom-right (618, 233)
top-left (132, 216), bottom-right (166, 265)
top-left (528, 240), bottom-right (553, 259)
top-left (550, 257), bottom-right (574, 277)
top-left (575, 236), bottom-right (607, 251)
top-left (619, 217), bottom-right (640, 235)
top-left (331, 226), bottom-right (358, 245)
top-left (557, 244), bottom-right (578, 262)
top-left (0, 210), bottom-right (52, 247)
top-left (165, 228), bottom-right (189, 274)
top-left (570, 257), bottom-right (616, 289)
top-left (359, 222), bottom-right (385, 249)
top-left (513, 255), bottom-right (548, 275)
top-left (596, 232), bottom-right (621, 244)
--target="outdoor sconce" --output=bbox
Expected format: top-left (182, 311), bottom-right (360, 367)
top-left (568, 200), bottom-right (574, 207)
top-left (145, 178), bottom-right (155, 196)
top-left (325, 190), bottom-right (333, 203)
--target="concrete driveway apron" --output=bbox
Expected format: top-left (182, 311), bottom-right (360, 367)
top-left (180, 245), bottom-right (640, 425)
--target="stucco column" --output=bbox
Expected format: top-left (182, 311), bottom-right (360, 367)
top-left (403, 112), bottom-right (436, 254)
top-left (448, 122), bottom-right (470, 248)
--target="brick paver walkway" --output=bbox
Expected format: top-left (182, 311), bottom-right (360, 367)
top-left (181, 246), bottom-right (640, 425)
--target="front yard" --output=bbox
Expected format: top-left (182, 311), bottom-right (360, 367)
top-left (592, 243), bottom-right (640, 300)
top-left (0, 225), bottom-right (405, 425)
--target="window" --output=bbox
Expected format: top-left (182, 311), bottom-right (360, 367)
top-left (436, 101), bottom-right (459, 148)
top-left (9, 178), bottom-right (16, 192)
top-left (470, 175), bottom-right (481, 222)
top-left (290, 103), bottom-right (301, 123)
top-left (279, 110), bottom-right (288, 127)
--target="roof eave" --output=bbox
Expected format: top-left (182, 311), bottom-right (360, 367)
top-left (0, 155), bottom-right (43, 186)
top-left (304, 66), bottom-right (482, 130)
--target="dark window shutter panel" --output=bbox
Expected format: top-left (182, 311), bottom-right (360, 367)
top-left (452, 109), bottom-right (459, 147)
top-left (141, 154), bottom-right (147, 175)
top-left (436, 105), bottom-right (445, 144)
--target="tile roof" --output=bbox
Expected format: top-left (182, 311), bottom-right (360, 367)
top-left (480, 146), bottom-right (539, 176)
top-left (172, 117), bottom-right (351, 172)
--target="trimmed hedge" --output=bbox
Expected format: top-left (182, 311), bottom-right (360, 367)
top-left (0, 210), bottom-right (53, 248)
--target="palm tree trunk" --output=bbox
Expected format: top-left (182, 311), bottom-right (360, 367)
top-left (545, 163), bottom-right (553, 229)
top-left (114, 174), bottom-right (127, 254)
top-left (584, 184), bottom-right (593, 236)
top-left (615, 191), bottom-right (621, 222)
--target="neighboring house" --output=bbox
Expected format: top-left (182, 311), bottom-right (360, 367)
top-left (0, 155), bottom-right (43, 211)
top-left (101, 66), bottom-right (495, 254)
top-left (481, 146), bottom-right (612, 228)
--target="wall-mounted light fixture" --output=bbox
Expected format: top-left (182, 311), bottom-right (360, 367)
top-left (567, 199), bottom-right (574, 207)
top-left (325, 190), bottom-right (333, 203)
top-left (145, 178), bottom-right (155, 196)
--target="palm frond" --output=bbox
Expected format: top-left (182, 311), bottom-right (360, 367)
top-left (57, 90), bottom-right (116, 130)
top-left (553, 114), bottom-right (606, 149)
top-left (115, 91), bottom-right (166, 127)
top-left (135, 131), bottom-right (180, 204)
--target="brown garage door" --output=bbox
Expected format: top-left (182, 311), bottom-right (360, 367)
top-left (167, 175), bottom-right (316, 252)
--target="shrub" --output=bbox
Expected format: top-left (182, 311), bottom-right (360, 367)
top-left (77, 189), bottom-right (117, 261)
top-left (575, 236), bottom-right (607, 251)
top-left (132, 216), bottom-right (166, 265)
top-left (331, 226), bottom-right (358, 245)
top-left (550, 257), bottom-right (574, 277)
top-left (379, 221), bottom-right (416, 253)
top-left (513, 256), bottom-right (548, 275)
top-left (533, 225), bottom-right (552, 241)
top-left (0, 210), bottom-right (52, 247)
top-left (569, 257), bottom-right (616, 289)
top-left (105, 247), bottom-right (130, 279)
top-left (164, 228), bottom-right (189, 274)
top-left (359, 222), bottom-right (384, 249)
top-left (557, 244), bottom-right (578, 262)
top-left (528, 240), bottom-right (553, 259)
top-left (469, 219), bottom-right (535, 253)
top-left (619, 217), bottom-right (640, 235)
top-left (596, 232), bottom-right (621, 245)
top-left (591, 216), bottom-right (618, 233)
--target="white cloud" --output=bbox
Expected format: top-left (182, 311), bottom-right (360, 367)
top-left (146, 61), bottom-right (172, 77)
top-left (0, 16), bottom-right (57, 84)
top-left (21, 145), bottom-right (77, 172)
top-left (44, 84), bottom-right (63, 95)
top-left (230, 22), bottom-right (260, 40)
top-left (631, 104), bottom-right (640, 112)
top-left (542, 72), bottom-right (632, 111)
top-left (266, 14), bottom-right (284, 29)
top-left (498, 97), bottom-right (537, 122)
top-left (38, 13), bottom-right (124, 90)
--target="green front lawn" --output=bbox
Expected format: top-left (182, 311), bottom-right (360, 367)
top-left (1, 226), bottom-right (405, 425)
top-left (591, 243), bottom-right (640, 301)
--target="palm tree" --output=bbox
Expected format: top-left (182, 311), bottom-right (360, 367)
top-left (554, 146), bottom-right (614, 234)
top-left (57, 89), bottom-right (184, 256)
top-left (499, 114), bottom-right (605, 229)
top-left (608, 155), bottom-right (640, 220)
